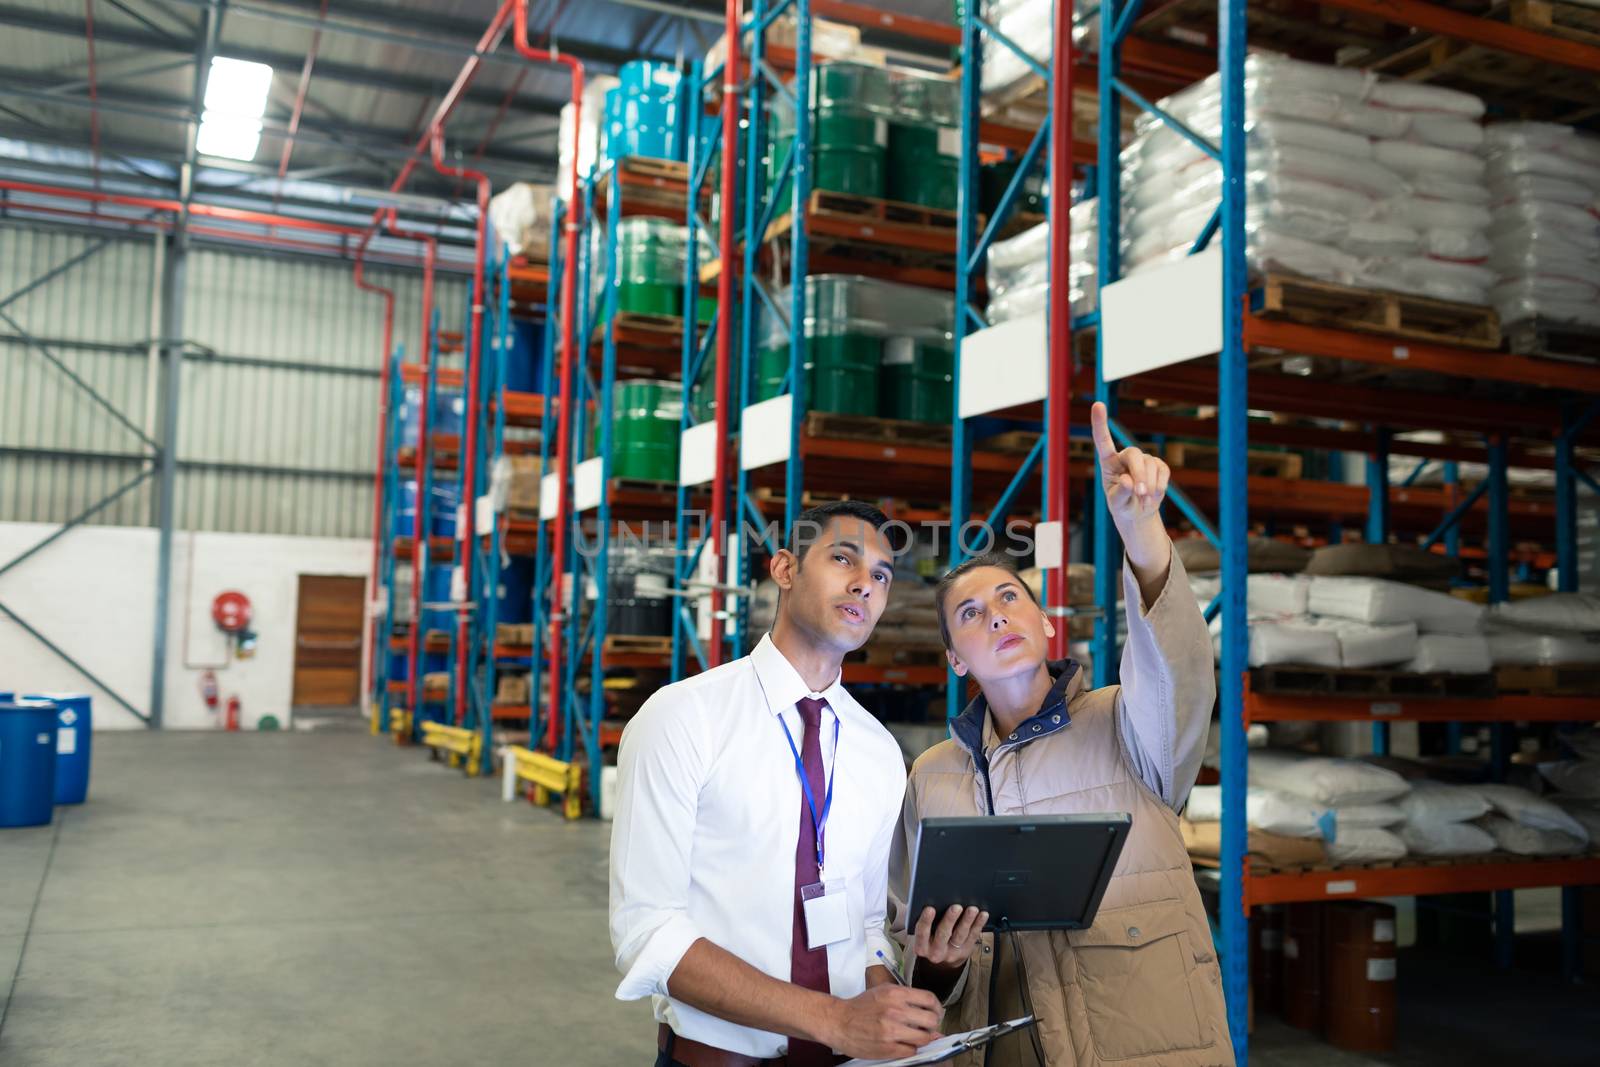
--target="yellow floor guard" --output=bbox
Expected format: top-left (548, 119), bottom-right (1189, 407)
top-left (501, 745), bottom-right (583, 819)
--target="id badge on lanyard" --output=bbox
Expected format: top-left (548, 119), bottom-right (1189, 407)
top-left (779, 710), bottom-right (849, 950)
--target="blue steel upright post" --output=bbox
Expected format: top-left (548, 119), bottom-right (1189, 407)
top-left (1095, 0), bottom-right (1126, 689)
top-left (585, 166), bottom-right (626, 811)
top-left (947, 0), bottom-right (980, 723)
top-left (1218, 0), bottom-right (1251, 1053)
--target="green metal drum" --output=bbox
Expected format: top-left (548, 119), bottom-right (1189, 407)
top-left (766, 61), bottom-right (892, 203)
top-left (887, 122), bottom-right (960, 210)
top-left (755, 335), bottom-right (881, 416)
top-left (612, 217), bottom-right (686, 318)
top-left (880, 338), bottom-right (954, 423)
top-left (608, 379), bottom-right (682, 482)
top-left (981, 157), bottom-right (1048, 219)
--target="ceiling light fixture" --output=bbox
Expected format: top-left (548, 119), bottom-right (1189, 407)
top-left (196, 57), bottom-right (274, 162)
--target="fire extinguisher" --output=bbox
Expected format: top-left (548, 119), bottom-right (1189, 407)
top-left (224, 695), bottom-right (241, 732)
top-left (199, 670), bottom-right (219, 713)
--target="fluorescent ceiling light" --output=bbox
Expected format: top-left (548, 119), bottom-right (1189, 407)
top-left (196, 57), bottom-right (273, 161)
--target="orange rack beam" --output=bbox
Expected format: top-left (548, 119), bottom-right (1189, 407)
top-left (1244, 855), bottom-right (1600, 907)
top-left (399, 363), bottom-right (465, 389)
top-left (1242, 315), bottom-right (1600, 395)
top-left (1319, 0), bottom-right (1600, 74)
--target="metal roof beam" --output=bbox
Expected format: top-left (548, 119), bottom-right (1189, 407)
top-left (0, 81), bottom-right (557, 172)
top-left (0, 4), bottom-right (568, 112)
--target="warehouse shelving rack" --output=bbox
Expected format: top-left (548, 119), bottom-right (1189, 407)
top-left (457, 238), bottom-right (528, 775)
top-left (399, 320), bottom-right (459, 744)
top-left (701, 0), bottom-right (1004, 687)
top-left (1066, 1), bottom-right (1600, 1059)
top-left (373, 350), bottom-right (407, 738)
top-left (542, 156), bottom-right (698, 810)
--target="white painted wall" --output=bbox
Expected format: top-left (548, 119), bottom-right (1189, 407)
top-left (0, 522), bottom-right (368, 730)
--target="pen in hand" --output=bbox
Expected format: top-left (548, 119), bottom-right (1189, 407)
top-left (874, 949), bottom-right (910, 986)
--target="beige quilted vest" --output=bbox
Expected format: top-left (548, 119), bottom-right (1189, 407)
top-left (890, 669), bottom-right (1234, 1067)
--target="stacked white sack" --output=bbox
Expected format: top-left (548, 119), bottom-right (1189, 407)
top-left (1248, 750), bottom-right (1410, 861)
top-left (1359, 81), bottom-right (1496, 304)
top-left (1482, 122), bottom-right (1600, 331)
top-left (1396, 780), bottom-right (1495, 857)
top-left (1484, 593), bottom-right (1600, 666)
top-left (1474, 783), bottom-right (1591, 855)
top-left (1121, 54), bottom-right (1411, 284)
top-left (978, 0), bottom-right (1098, 98)
top-left (986, 200), bottom-right (1098, 325)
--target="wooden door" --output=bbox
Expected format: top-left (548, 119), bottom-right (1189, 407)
top-left (291, 574), bottom-right (366, 706)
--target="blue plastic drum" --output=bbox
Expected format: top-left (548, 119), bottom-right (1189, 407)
top-left (615, 61), bottom-right (684, 162)
top-left (25, 693), bottom-right (91, 804)
top-left (396, 480), bottom-right (418, 537)
top-left (506, 318), bottom-right (545, 393)
top-left (0, 700), bottom-right (58, 828)
top-left (428, 480), bottom-right (461, 539)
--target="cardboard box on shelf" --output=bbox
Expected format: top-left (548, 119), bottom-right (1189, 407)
top-left (508, 454), bottom-right (543, 512)
top-left (496, 622), bottom-right (535, 646)
top-left (495, 672), bottom-right (531, 705)
top-left (705, 15), bottom-right (861, 71)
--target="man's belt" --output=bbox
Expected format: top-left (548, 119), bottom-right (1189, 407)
top-left (657, 1024), bottom-right (789, 1067)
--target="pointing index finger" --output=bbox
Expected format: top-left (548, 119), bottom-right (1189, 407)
top-left (1090, 401), bottom-right (1118, 460)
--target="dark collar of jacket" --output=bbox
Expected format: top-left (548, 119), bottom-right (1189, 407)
top-left (948, 658), bottom-right (1081, 813)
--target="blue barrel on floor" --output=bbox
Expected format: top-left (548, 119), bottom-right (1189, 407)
top-left (0, 700), bottom-right (58, 828)
top-left (25, 693), bottom-right (91, 804)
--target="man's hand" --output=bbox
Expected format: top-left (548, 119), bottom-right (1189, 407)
top-left (1091, 401), bottom-right (1173, 599)
top-left (821, 984), bottom-right (945, 1060)
top-left (911, 905), bottom-right (987, 971)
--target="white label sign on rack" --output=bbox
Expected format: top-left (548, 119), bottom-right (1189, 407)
top-left (539, 472), bottom-right (559, 520)
top-left (475, 495), bottom-right (495, 534)
top-left (679, 421), bottom-right (719, 486)
top-left (1100, 245), bottom-right (1222, 381)
top-left (740, 394), bottom-right (793, 470)
top-left (574, 457), bottom-right (604, 512)
top-left (958, 310), bottom-right (1046, 419)
top-left (1034, 521), bottom-right (1064, 570)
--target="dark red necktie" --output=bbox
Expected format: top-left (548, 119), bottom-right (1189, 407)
top-left (788, 696), bottom-right (834, 1067)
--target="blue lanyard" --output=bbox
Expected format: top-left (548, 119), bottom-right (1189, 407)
top-left (778, 708), bottom-right (841, 876)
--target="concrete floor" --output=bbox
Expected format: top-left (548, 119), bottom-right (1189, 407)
top-left (2, 732), bottom-right (1595, 1066)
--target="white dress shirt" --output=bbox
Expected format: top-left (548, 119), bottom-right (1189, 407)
top-left (609, 632), bottom-right (907, 1056)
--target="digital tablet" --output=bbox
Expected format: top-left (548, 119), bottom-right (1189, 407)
top-left (907, 813), bottom-right (1132, 933)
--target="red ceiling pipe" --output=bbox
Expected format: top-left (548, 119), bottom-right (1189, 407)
top-left (512, 0), bottom-right (583, 752)
top-left (1044, 0), bottom-right (1074, 660)
top-left (0, 192), bottom-right (450, 267)
top-left (709, 0), bottom-right (740, 668)
top-left (383, 209), bottom-right (439, 732)
top-left (352, 228), bottom-right (398, 721)
top-left (429, 127), bottom-right (491, 730)
top-left (276, 0), bottom-right (331, 187)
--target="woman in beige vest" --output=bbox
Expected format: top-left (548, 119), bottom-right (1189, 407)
top-left (887, 402), bottom-right (1232, 1067)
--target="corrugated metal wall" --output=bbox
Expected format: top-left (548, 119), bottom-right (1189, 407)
top-left (0, 222), bottom-right (467, 538)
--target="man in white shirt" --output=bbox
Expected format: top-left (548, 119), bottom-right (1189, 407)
top-left (611, 501), bottom-right (945, 1066)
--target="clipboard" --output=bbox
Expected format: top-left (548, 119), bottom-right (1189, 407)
top-left (839, 1016), bottom-right (1037, 1067)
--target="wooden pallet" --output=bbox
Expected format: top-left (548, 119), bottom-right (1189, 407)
top-left (603, 634), bottom-right (673, 656)
top-left (1257, 273), bottom-right (1501, 350)
top-left (803, 410), bottom-right (953, 447)
top-left (1510, 0), bottom-right (1600, 47)
top-left (1495, 664), bottom-right (1600, 696)
top-left (1251, 665), bottom-right (1498, 699)
top-left (1354, 28), bottom-right (1600, 125)
top-left (600, 310), bottom-right (688, 345)
top-left (807, 189), bottom-right (960, 233)
top-left (1503, 317), bottom-right (1600, 363)
top-left (1164, 441), bottom-right (1304, 480)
